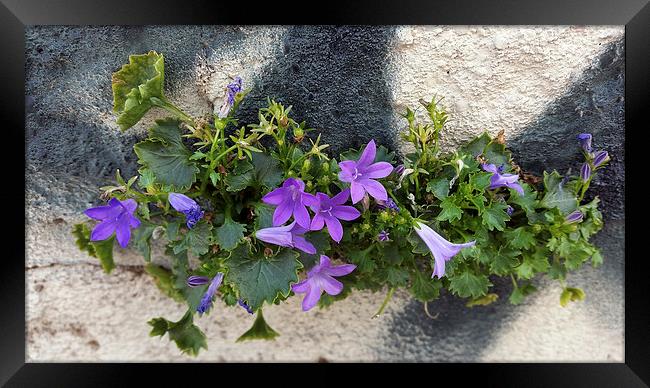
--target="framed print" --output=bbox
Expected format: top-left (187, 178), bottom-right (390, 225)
top-left (2, 0), bottom-right (648, 386)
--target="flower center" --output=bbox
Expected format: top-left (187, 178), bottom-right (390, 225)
top-left (289, 186), bottom-right (300, 201)
top-left (352, 168), bottom-right (362, 180)
top-left (321, 206), bottom-right (333, 216)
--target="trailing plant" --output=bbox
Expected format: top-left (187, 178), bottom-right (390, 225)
top-left (73, 51), bottom-right (609, 355)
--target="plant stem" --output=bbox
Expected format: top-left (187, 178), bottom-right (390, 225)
top-left (372, 287), bottom-right (395, 318)
top-left (150, 97), bottom-right (196, 127)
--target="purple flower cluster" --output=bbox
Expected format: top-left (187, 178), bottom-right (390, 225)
top-left (218, 76), bottom-right (243, 118)
top-left (577, 133), bottom-right (610, 177)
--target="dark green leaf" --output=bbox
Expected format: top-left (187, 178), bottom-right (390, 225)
top-left (144, 263), bottom-right (185, 302)
top-left (225, 244), bottom-right (302, 311)
top-left (213, 215), bottom-right (246, 251)
top-left (469, 172), bottom-right (492, 192)
top-left (254, 203), bottom-right (275, 230)
top-left (250, 152), bottom-right (284, 189)
top-left (236, 309), bottom-right (280, 342)
top-left (131, 221), bottom-right (157, 262)
top-left (509, 283), bottom-right (537, 305)
top-left (91, 237), bottom-right (115, 274)
top-left (426, 178), bottom-right (449, 200)
top-left (460, 132), bottom-right (491, 157)
top-left (509, 183), bottom-right (538, 216)
top-left (297, 230), bottom-right (330, 268)
top-left (515, 248), bottom-right (549, 279)
top-left (134, 118), bottom-right (199, 189)
top-left (409, 270), bottom-right (441, 302)
top-left (436, 198), bottom-right (462, 222)
top-left (448, 269), bottom-right (491, 298)
top-left (539, 170), bottom-right (578, 214)
top-left (348, 246), bottom-right (377, 273)
top-left (148, 310), bottom-right (207, 356)
top-left (224, 160), bottom-right (254, 192)
top-left (173, 221), bottom-right (212, 257)
top-left (482, 202), bottom-right (511, 231)
top-left (504, 227), bottom-right (536, 250)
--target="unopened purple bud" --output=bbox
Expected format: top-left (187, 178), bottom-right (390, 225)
top-left (238, 299), bottom-right (254, 314)
top-left (580, 163), bottom-right (591, 182)
top-left (577, 133), bottom-right (592, 152)
top-left (393, 164), bottom-right (405, 177)
top-left (506, 206), bottom-right (514, 216)
top-left (565, 210), bottom-right (583, 223)
top-left (187, 275), bottom-right (210, 287)
top-left (378, 230), bottom-right (390, 242)
top-left (593, 150), bottom-right (610, 167)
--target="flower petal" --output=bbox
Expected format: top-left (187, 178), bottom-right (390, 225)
top-left (310, 214), bottom-right (325, 231)
top-left (293, 202), bottom-right (311, 229)
top-left (283, 177), bottom-right (305, 191)
top-left (331, 189), bottom-right (351, 206)
top-left (262, 187), bottom-right (288, 206)
top-left (359, 178), bottom-right (387, 201)
top-left (90, 221), bottom-right (116, 241)
top-left (292, 235), bottom-right (316, 254)
top-left (129, 215), bottom-right (141, 229)
top-left (363, 162), bottom-right (393, 179)
top-left (168, 193), bottom-right (195, 212)
top-left (357, 139), bottom-right (376, 168)
top-left (301, 192), bottom-right (319, 208)
top-left (508, 182), bottom-right (525, 196)
top-left (115, 220), bottom-right (132, 248)
top-left (331, 205), bottom-right (361, 221)
top-left (319, 275), bottom-right (343, 295)
top-left (302, 284), bottom-right (323, 311)
top-left (350, 181), bottom-right (365, 204)
top-left (431, 256), bottom-right (446, 278)
top-left (255, 224), bottom-right (294, 247)
top-left (324, 216), bottom-right (344, 242)
top-left (272, 200), bottom-right (293, 226)
top-left (84, 204), bottom-right (120, 221)
top-left (481, 164), bottom-right (499, 174)
top-left (323, 263), bottom-right (356, 277)
top-left (292, 279), bottom-right (311, 293)
top-left (337, 160), bottom-right (357, 182)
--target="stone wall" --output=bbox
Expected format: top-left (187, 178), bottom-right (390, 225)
top-left (26, 26), bottom-right (624, 361)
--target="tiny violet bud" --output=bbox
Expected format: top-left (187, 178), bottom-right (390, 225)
top-left (593, 150), bottom-right (610, 168)
top-left (506, 206), bottom-right (514, 216)
top-left (238, 299), bottom-right (254, 314)
top-left (187, 275), bottom-right (211, 288)
top-left (565, 210), bottom-right (584, 224)
top-left (580, 163), bottom-right (591, 182)
top-left (577, 133), bottom-right (592, 153)
top-left (377, 230), bottom-right (390, 242)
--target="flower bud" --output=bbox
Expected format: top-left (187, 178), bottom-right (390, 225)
top-left (580, 163), bottom-right (591, 182)
top-left (577, 133), bottom-right (592, 153)
top-left (565, 210), bottom-right (584, 224)
top-left (593, 150), bottom-right (610, 167)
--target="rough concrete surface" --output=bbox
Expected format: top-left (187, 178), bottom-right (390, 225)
top-left (26, 26), bottom-right (624, 362)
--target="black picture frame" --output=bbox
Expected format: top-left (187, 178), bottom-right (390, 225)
top-left (3, 0), bottom-right (647, 386)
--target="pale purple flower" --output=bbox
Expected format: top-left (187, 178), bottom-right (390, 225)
top-left (580, 163), bottom-right (591, 182)
top-left (168, 192), bottom-right (204, 229)
top-left (291, 255), bottom-right (356, 311)
top-left (262, 178), bottom-right (314, 229)
top-left (255, 221), bottom-right (316, 254)
top-left (593, 150), bottom-right (610, 167)
top-left (196, 273), bottom-right (224, 315)
top-left (338, 139), bottom-right (394, 204)
top-left (481, 163), bottom-right (524, 195)
top-left (238, 299), bottom-right (254, 314)
top-left (565, 210), bottom-right (584, 223)
top-left (577, 133), bottom-right (592, 152)
top-left (84, 198), bottom-right (141, 248)
top-left (378, 230), bottom-right (390, 242)
top-left (217, 76), bottom-right (243, 118)
top-left (187, 275), bottom-right (210, 287)
top-left (413, 221), bottom-right (476, 279)
top-left (305, 189), bottom-right (361, 243)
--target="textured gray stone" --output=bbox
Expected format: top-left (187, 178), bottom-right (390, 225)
top-left (25, 26), bottom-right (624, 361)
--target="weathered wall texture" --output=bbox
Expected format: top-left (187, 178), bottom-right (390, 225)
top-left (25, 26), bottom-right (625, 362)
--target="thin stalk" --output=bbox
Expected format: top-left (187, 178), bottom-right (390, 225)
top-left (150, 97), bottom-right (196, 127)
top-left (372, 287), bottom-right (396, 318)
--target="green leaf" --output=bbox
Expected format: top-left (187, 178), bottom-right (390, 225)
top-left (131, 221), bottom-right (158, 262)
top-left (482, 202), bottom-right (511, 231)
top-left (484, 141), bottom-right (511, 169)
top-left (383, 267), bottom-right (410, 287)
top-left (490, 247), bottom-right (520, 275)
top-left (165, 221), bottom-right (181, 241)
top-left (91, 237), bottom-right (115, 274)
top-left (250, 152), bottom-right (284, 189)
top-left (213, 215), bottom-right (246, 251)
top-left (436, 198), bottom-right (462, 222)
top-left (591, 250), bottom-right (603, 268)
top-left (504, 227), bottom-right (536, 250)
top-left (144, 263), bottom-right (185, 302)
top-left (509, 183), bottom-right (538, 216)
top-left (469, 172), bottom-right (492, 192)
top-left (173, 221), bottom-right (212, 257)
top-left (134, 118), bottom-right (199, 189)
top-left (224, 160), bottom-right (254, 192)
top-left (509, 283), bottom-right (537, 305)
top-left (348, 245), bottom-right (377, 273)
top-left (460, 132), bottom-right (491, 157)
top-left (254, 203), bottom-right (275, 230)
top-left (112, 51), bottom-right (165, 131)
top-left (148, 310), bottom-right (207, 356)
top-left (409, 270), bottom-right (442, 302)
top-left (466, 293), bottom-right (498, 307)
top-left (297, 230), bottom-right (330, 268)
top-left (539, 170), bottom-right (578, 214)
top-left (448, 269), bottom-right (491, 298)
top-left (560, 287), bottom-right (585, 307)
top-left (225, 244), bottom-right (302, 311)
top-left (407, 230), bottom-right (429, 255)
top-left (72, 223), bottom-right (97, 257)
top-left (426, 178), bottom-right (450, 200)
top-left (515, 248), bottom-right (549, 279)
top-left (236, 309), bottom-right (280, 342)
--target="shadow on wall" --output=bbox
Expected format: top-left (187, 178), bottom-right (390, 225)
top-left (237, 26), bottom-right (398, 154)
top-left (382, 37), bottom-right (624, 361)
